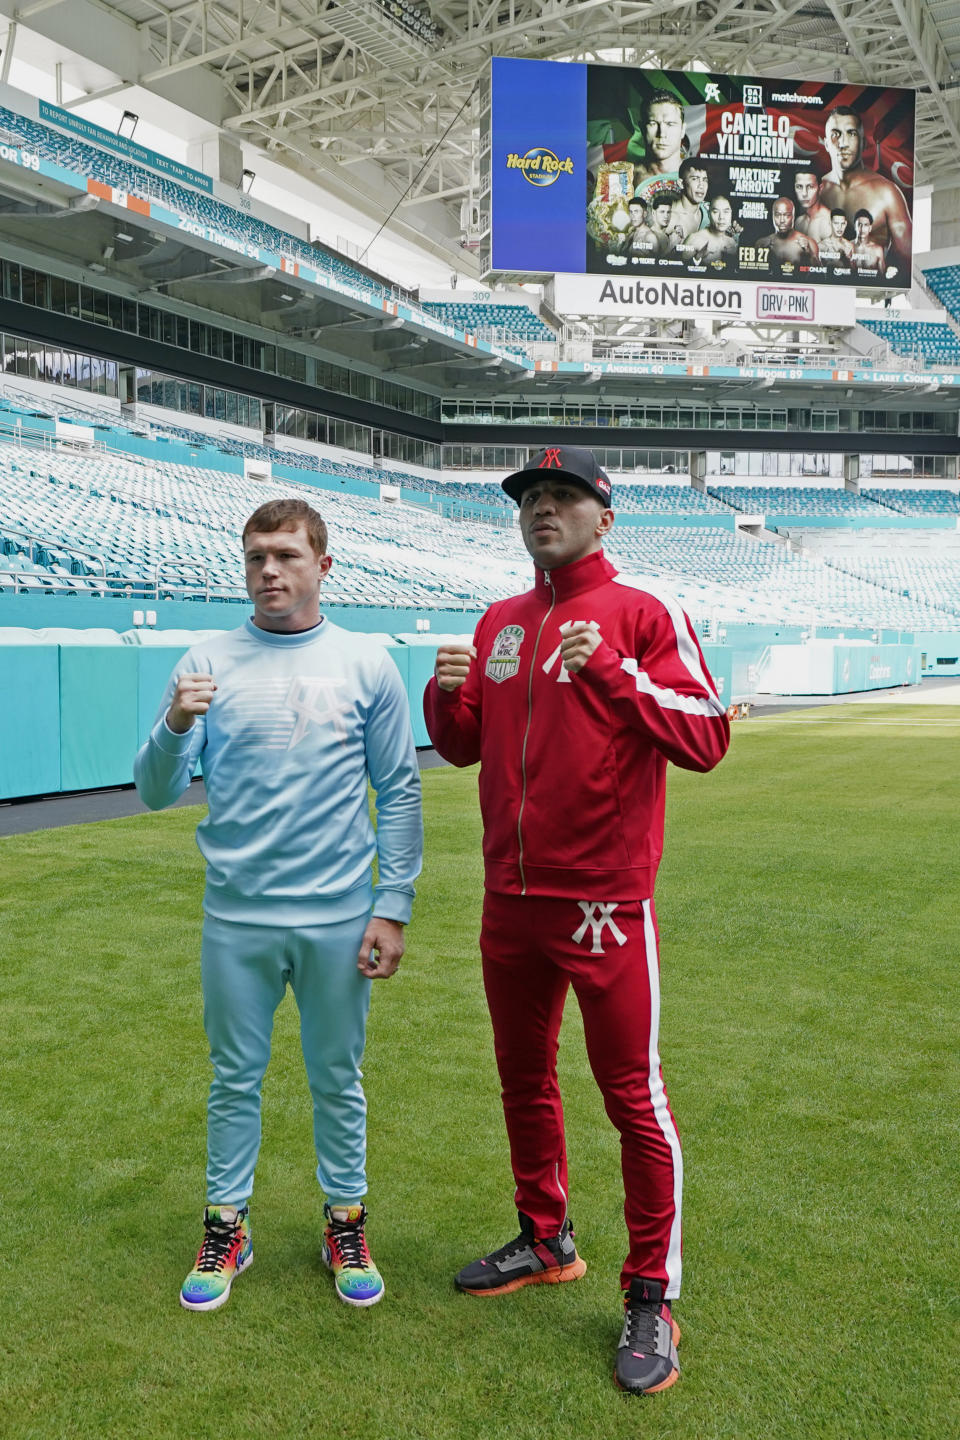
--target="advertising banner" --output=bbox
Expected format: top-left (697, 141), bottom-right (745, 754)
top-left (552, 273), bottom-right (857, 324)
top-left (490, 58), bottom-right (587, 276)
top-left (490, 59), bottom-right (915, 292)
top-left (38, 101), bottom-right (214, 194)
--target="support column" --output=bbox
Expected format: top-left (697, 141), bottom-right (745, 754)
top-left (931, 188), bottom-right (960, 250)
top-left (187, 136), bottom-right (245, 189)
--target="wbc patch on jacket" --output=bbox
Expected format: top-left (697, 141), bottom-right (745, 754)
top-left (486, 624), bottom-right (525, 683)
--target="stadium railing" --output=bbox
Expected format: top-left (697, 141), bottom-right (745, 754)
top-left (0, 102), bottom-right (497, 359)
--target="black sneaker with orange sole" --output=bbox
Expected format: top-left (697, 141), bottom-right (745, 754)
top-left (614, 1277), bottom-right (681, 1394)
top-left (454, 1211), bottom-right (587, 1295)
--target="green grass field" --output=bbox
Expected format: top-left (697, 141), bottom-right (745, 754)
top-left (1, 704), bottom-right (958, 1440)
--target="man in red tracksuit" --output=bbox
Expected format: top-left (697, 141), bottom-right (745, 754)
top-left (423, 445), bottom-right (730, 1395)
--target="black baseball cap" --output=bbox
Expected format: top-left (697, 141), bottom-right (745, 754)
top-left (501, 446), bottom-right (613, 506)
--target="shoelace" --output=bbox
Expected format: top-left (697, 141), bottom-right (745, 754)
top-left (195, 1225), bottom-right (238, 1274)
top-left (487, 1228), bottom-right (553, 1264)
top-left (623, 1299), bottom-right (661, 1353)
top-left (328, 1218), bottom-right (370, 1269)
top-left (488, 1231), bottom-right (531, 1262)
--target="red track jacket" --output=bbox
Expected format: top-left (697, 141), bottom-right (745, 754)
top-left (423, 548), bottom-right (730, 900)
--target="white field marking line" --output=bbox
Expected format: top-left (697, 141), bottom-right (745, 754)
top-left (754, 717), bottom-right (960, 727)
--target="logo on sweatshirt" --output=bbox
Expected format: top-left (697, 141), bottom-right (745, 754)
top-left (285, 676), bottom-right (350, 747)
top-left (486, 625), bottom-right (525, 684)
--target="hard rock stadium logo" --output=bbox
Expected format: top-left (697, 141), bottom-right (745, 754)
top-left (506, 148), bottom-right (574, 186)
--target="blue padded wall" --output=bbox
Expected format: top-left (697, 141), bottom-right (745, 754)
top-left (136, 645), bottom-right (193, 746)
top-left (59, 646), bottom-right (139, 791)
top-left (0, 646), bottom-right (61, 797)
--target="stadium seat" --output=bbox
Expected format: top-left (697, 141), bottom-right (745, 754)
top-left (859, 317), bottom-right (960, 369)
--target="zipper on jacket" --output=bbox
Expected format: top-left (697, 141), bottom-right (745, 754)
top-left (517, 571), bottom-right (555, 894)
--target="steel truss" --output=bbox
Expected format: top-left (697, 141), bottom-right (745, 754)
top-left (36, 1), bottom-right (960, 262)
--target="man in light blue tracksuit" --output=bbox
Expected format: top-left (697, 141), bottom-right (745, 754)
top-left (134, 497), bottom-right (422, 1313)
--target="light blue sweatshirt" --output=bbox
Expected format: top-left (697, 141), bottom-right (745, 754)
top-left (134, 617), bottom-right (422, 926)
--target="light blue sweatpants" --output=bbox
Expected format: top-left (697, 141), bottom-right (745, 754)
top-left (200, 912), bottom-right (373, 1206)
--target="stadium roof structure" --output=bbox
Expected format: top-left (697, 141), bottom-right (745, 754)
top-left (4, 0), bottom-right (959, 275)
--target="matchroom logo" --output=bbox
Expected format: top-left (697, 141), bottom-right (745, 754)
top-left (506, 148), bottom-right (575, 186)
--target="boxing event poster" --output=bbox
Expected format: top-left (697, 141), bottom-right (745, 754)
top-left (489, 58), bottom-right (915, 291)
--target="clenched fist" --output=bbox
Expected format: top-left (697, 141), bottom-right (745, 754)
top-left (166, 673), bottom-right (217, 733)
top-left (435, 643), bottom-right (477, 692)
top-left (559, 620), bottom-right (601, 674)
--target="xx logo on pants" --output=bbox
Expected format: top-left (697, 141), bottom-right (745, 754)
top-left (571, 901), bottom-right (628, 955)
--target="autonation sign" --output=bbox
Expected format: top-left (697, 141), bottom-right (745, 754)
top-left (552, 272), bottom-right (856, 324)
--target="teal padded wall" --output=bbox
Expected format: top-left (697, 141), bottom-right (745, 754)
top-left (384, 641), bottom-right (410, 698)
top-left (405, 648), bottom-right (436, 749)
top-left (136, 645), bottom-right (193, 747)
top-left (911, 631), bottom-right (960, 677)
top-left (59, 646), bottom-right (139, 790)
top-left (700, 644), bottom-right (734, 706)
top-left (0, 625), bottom-right (928, 800)
top-left (831, 643), bottom-right (921, 692)
top-left (0, 646), bottom-right (60, 798)
top-left (396, 634), bottom-right (476, 749)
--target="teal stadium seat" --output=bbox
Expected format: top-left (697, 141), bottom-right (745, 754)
top-left (421, 302), bottom-right (556, 349)
top-left (860, 317), bottom-right (960, 369)
top-left (2, 390), bottom-right (960, 631)
top-left (923, 266), bottom-right (960, 328)
top-left (0, 104), bottom-right (499, 351)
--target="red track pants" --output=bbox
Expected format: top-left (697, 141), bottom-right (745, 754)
top-left (480, 891), bottom-right (683, 1296)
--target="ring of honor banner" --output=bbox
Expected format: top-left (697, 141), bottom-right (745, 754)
top-left (490, 58), bottom-right (915, 292)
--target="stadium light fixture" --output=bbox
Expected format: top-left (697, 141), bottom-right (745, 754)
top-left (240, 169), bottom-right (256, 194)
top-left (117, 110), bottom-right (139, 139)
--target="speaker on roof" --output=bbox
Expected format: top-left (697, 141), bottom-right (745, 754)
top-left (217, 136), bottom-right (245, 188)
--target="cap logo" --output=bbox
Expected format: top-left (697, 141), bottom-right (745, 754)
top-left (539, 447), bottom-right (563, 469)
top-left (596, 476), bottom-right (611, 495)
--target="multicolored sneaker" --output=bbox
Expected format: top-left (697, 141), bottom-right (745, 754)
top-left (322, 1202), bottom-right (384, 1307)
top-left (454, 1211), bottom-right (587, 1295)
top-left (179, 1204), bottom-right (253, 1312)
top-left (614, 1277), bottom-right (681, 1395)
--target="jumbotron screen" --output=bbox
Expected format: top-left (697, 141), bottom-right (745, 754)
top-left (489, 59), bottom-right (915, 290)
